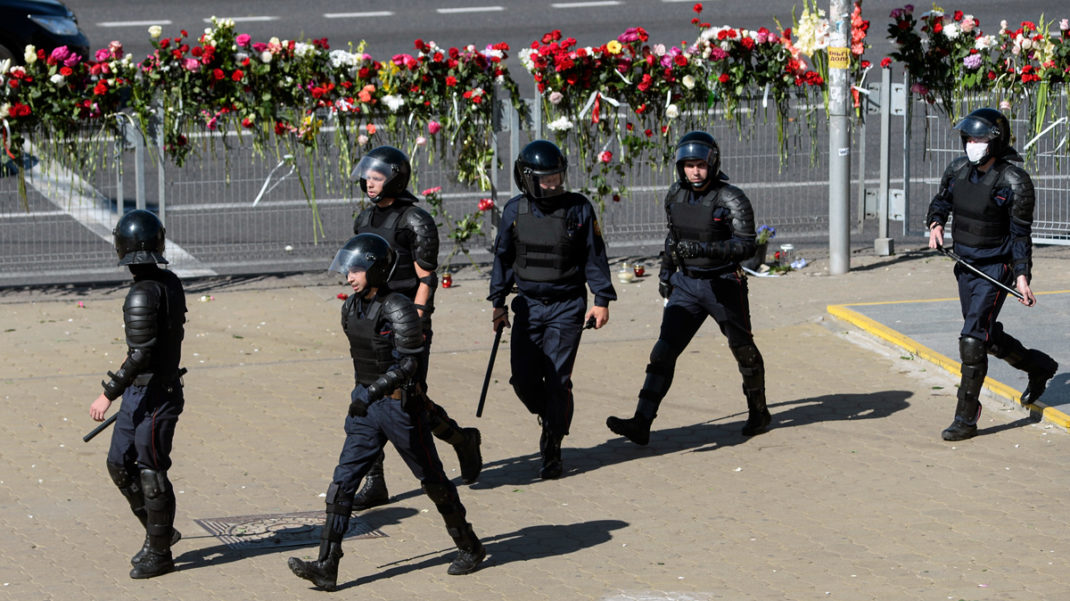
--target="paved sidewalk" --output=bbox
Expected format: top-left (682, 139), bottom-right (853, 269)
top-left (2, 244), bottom-right (1069, 601)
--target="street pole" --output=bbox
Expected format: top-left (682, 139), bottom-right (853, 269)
top-left (827, 0), bottom-right (852, 274)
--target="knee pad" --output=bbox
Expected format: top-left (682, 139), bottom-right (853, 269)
top-left (107, 462), bottom-right (139, 492)
top-left (139, 469), bottom-right (172, 500)
top-left (730, 343), bottom-right (764, 376)
top-left (325, 482), bottom-right (353, 515)
top-left (959, 336), bottom-right (987, 365)
top-left (422, 481), bottom-right (454, 505)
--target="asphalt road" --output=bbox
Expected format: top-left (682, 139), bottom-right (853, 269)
top-left (62, 0), bottom-right (1069, 97)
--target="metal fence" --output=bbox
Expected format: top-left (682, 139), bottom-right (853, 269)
top-left (3, 80), bottom-right (1070, 287)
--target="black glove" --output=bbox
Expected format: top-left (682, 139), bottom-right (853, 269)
top-left (348, 398), bottom-right (369, 418)
top-left (675, 239), bottom-right (703, 259)
top-left (658, 281), bottom-right (673, 299)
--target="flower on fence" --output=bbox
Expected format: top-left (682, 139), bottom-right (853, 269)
top-left (756, 224), bottom-right (777, 245)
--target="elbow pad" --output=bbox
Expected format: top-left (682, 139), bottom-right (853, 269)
top-left (102, 347), bottom-right (152, 400)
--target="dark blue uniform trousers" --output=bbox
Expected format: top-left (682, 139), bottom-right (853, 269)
top-left (509, 294), bottom-right (586, 438)
top-left (955, 261), bottom-right (1012, 343)
top-left (107, 383), bottom-right (184, 473)
top-left (663, 270), bottom-right (754, 349)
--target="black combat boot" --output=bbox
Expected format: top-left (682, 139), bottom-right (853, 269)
top-left (351, 453), bottom-right (389, 511)
top-left (129, 548), bottom-right (174, 579)
top-left (606, 413), bottom-right (653, 446)
top-left (132, 528), bottom-right (181, 566)
top-left (539, 428), bottom-right (563, 479)
top-left (455, 428), bottom-right (483, 484)
top-left (1020, 350), bottom-right (1058, 405)
top-left (446, 523), bottom-right (486, 575)
top-left (288, 540), bottom-right (344, 590)
top-left (741, 388), bottom-right (772, 436)
top-left (941, 396), bottom-right (979, 441)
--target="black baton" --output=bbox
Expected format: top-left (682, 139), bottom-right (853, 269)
top-left (476, 323), bottom-right (504, 418)
top-left (83, 413), bottom-right (117, 443)
top-left (937, 246), bottom-right (1025, 301)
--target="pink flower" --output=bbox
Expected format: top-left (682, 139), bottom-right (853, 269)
top-left (252, 42), bottom-right (268, 52)
top-left (108, 40), bottom-right (124, 59)
top-left (422, 186), bottom-right (442, 196)
top-left (428, 120), bottom-right (442, 134)
top-left (95, 48), bottom-right (110, 62)
top-left (477, 198), bottom-right (495, 211)
top-left (49, 46), bottom-right (71, 64)
top-left (182, 58), bottom-right (200, 71)
top-left (236, 33), bottom-right (251, 47)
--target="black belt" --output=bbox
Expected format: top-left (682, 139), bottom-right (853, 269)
top-left (133, 367), bottom-right (187, 388)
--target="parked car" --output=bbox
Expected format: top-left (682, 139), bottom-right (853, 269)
top-left (0, 0), bottom-right (89, 63)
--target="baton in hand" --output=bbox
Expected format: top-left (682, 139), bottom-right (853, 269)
top-left (583, 316), bottom-right (597, 330)
top-left (83, 413), bottom-right (117, 443)
top-left (936, 246), bottom-right (1025, 301)
top-left (476, 323), bottom-right (505, 418)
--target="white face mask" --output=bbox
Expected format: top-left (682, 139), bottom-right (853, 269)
top-left (965, 141), bottom-right (989, 164)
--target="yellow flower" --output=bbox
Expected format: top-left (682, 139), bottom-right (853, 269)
top-left (606, 40), bottom-right (622, 55)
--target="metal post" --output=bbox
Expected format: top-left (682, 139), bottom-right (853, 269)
top-left (156, 105), bottom-right (166, 226)
top-left (827, 0), bottom-right (852, 274)
top-left (874, 66), bottom-right (894, 255)
top-left (901, 70), bottom-right (912, 237)
top-left (133, 125), bottom-right (146, 211)
top-left (509, 101), bottom-right (521, 195)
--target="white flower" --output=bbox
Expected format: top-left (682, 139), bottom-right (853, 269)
top-left (0, 58), bottom-right (11, 74)
top-left (329, 50), bottom-right (358, 69)
top-left (682, 75), bottom-right (696, 90)
top-left (50, 74), bottom-right (65, 84)
top-left (415, 136), bottom-right (427, 146)
top-left (23, 45), bottom-right (36, 65)
top-left (0, 103), bottom-right (9, 116)
top-left (547, 116), bottom-right (574, 131)
top-left (382, 94), bottom-right (406, 112)
top-left (974, 35), bottom-right (997, 51)
top-left (1061, 19), bottom-right (1069, 31)
top-left (518, 47), bottom-right (536, 71)
top-left (549, 91), bottom-right (563, 104)
top-left (666, 104), bottom-right (680, 119)
top-left (653, 43), bottom-right (666, 56)
top-left (357, 134), bottom-right (369, 145)
top-left (148, 25), bottom-right (162, 39)
top-left (293, 43), bottom-right (315, 58)
top-left (961, 15), bottom-right (977, 33)
top-left (943, 22), bottom-right (960, 40)
top-left (260, 51), bottom-right (273, 64)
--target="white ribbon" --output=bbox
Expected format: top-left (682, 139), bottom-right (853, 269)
top-left (1023, 117), bottom-right (1067, 152)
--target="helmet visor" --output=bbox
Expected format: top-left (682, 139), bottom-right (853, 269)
top-left (351, 155), bottom-right (400, 188)
top-left (675, 141), bottom-right (715, 166)
top-left (953, 117), bottom-right (999, 142)
top-left (523, 167), bottom-right (568, 199)
top-left (329, 247), bottom-right (376, 275)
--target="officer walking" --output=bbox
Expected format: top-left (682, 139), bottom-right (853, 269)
top-left (926, 108), bottom-right (1058, 441)
top-left (606, 131), bottom-right (771, 445)
top-left (88, 210), bottom-right (187, 579)
top-left (488, 139), bottom-right (616, 479)
top-left (349, 145), bottom-right (481, 511)
top-left (288, 234), bottom-right (485, 591)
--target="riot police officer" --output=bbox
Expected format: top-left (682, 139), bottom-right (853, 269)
top-left (606, 131), bottom-right (771, 445)
top-left (288, 234), bottom-right (485, 591)
top-left (88, 209), bottom-right (187, 579)
top-left (488, 140), bottom-right (616, 479)
top-left (349, 145), bottom-right (481, 510)
top-left (926, 108), bottom-right (1058, 441)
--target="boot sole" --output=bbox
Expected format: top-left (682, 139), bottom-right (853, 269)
top-left (605, 417), bottom-right (650, 446)
top-left (129, 561), bottom-right (175, 579)
top-left (130, 528), bottom-right (182, 566)
top-left (447, 547), bottom-right (487, 575)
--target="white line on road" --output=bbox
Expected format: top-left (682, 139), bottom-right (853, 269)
top-left (552, 1), bottom-right (622, 7)
top-left (436, 6), bottom-right (505, 14)
top-left (323, 11), bottom-right (394, 18)
top-left (97, 20), bottom-right (173, 27)
top-left (202, 16), bottom-right (279, 23)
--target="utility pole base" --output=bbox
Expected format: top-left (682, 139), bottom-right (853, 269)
top-left (874, 238), bottom-right (894, 256)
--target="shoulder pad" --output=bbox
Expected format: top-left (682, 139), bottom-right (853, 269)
top-left (1000, 164), bottom-right (1034, 189)
top-left (401, 206), bottom-right (440, 270)
top-left (946, 156), bottom-right (971, 177)
top-left (382, 293), bottom-right (424, 354)
top-left (124, 281), bottom-right (162, 346)
top-left (353, 206), bottom-right (373, 234)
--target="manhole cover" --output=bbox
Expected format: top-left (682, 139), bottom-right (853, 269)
top-left (195, 510), bottom-right (385, 550)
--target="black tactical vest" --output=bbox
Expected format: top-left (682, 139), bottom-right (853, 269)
top-left (355, 204), bottom-right (418, 294)
top-left (343, 297), bottom-right (396, 386)
top-left (135, 269), bottom-right (186, 376)
top-left (667, 185), bottom-right (732, 269)
top-left (951, 163), bottom-right (1010, 249)
top-left (513, 199), bottom-right (581, 283)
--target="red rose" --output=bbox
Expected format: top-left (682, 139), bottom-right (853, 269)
top-left (241, 117), bottom-right (253, 128)
top-left (446, 76), bottom-right (457, 87)
top-left (213, 68), bottom-right (224, 80)
top-left (231, 69), bottom-right (243, 81)
top-left (880, 57), bottom-right (892, 68)
top-left (59, 66), bottom-right (73, 77)
top-left (693, 2), bottom-right (702, 13)
top-left (93, 81), bottom-right (108, 95)
top-left (718, 73), bottom-right (730, 83)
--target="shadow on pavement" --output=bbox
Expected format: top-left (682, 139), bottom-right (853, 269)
top-left (467, 390), bottom-right (915, 484)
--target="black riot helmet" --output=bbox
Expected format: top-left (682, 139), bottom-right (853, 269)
top-left (329, 233), bottom-right (397, 288)
top-left (675, 131), bottom-right (720, 190)
top-left (953, 108), bottom-right (1011, 165)
top-left (351, 145), bottom-right (411, 201)
top-left (113, 209), bottom-right (167, 265)
top-left (514, 140), bottom-right (568, 199)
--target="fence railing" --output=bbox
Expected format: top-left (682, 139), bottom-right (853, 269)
top-left (3, 81), bottom-right (1070, 287)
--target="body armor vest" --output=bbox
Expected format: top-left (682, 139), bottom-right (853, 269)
top-left (513, 199), bottom-right (581, 283)
top-left (667, 186), bottom-right (732, 269)
top-left (951, 163), bottom-right (1010, 249)
top-left (138, 271), bottom-right (186, 376)
top-left (344, 297), bottom-right (396, 386)
top-left (355, 204), bottom-right (418, 295)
